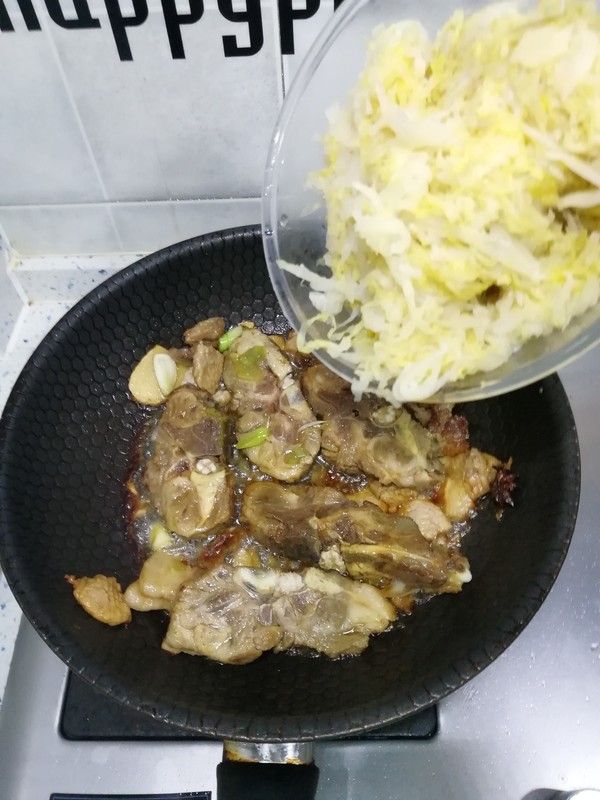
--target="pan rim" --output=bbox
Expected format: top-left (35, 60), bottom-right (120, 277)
top-left (0, 225), bottom-right (581, 742)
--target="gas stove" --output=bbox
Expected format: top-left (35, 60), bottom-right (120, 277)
top-left (1, 352), bottom-right (600, 800)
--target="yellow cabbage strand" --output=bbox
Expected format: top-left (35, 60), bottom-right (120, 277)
top-left (296, 0), bottom-right (600, 402)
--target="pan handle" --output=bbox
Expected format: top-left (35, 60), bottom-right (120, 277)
top-left (217, 761), bottom-right (319, 800)
top-left (217, 741), bottom-right (319, 800)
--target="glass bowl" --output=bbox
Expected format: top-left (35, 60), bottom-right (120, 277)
top-left (262, 0), bottom-right (600, 403)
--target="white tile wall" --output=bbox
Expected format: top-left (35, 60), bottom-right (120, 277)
top-left (0, 198), bottom-right (262, 255)
top-left (0, 204), bottom-right (121, 254)
top-left (49, 2), bottom-right (283, 201)
top-left (111, 197), bottom-right (262, 251)
top-left (0, 6), bottom-right (105, 205)
top-left (0, 0), bottom-right (338, 255)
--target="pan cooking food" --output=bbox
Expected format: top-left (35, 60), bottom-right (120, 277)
top-left (281, 0), bottom-right (600, 402)
top-left (67, 317), bottom-right (516, 665)
top-left (0, 226), bottom-right (578, 738)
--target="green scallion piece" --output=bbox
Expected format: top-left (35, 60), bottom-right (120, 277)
top-left (149, 523), bottom-right (172, 551)
top-left (236, 425), bottom-right (269, 450)
top-left (233, 345), bottom-right (267, 382)
top-left (283, 444), bottom-right (308, 465)
top-left (218, 325), bottom-right (242, 352)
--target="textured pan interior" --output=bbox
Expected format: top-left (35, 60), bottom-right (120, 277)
top-left (0, 226), bottom-right (580, 742)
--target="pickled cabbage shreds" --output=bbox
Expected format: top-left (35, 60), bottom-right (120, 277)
top-left (287, 0), bottom-right (600, 402)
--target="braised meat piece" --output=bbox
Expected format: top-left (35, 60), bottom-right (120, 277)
top-left (144, 394), bottom-right (233, 539)
top-left (321, 409), bottom-right (443, 490)
top-left (301, 363), bottom-right (380, 419)
top-left (161, 385), bottom-right (225, 459)
top-left (143, 426), bottom-right (189, 501)
top-left (406, 403), bottom-right (470, 457)
top-left (302, 366), bottom-right (444, 489)
top-left (241, 482), bottom-right (348, 562)
top-left (183, 317), bottom-right (225, 345)
top-left (223, 327), bottom-right (290, 414)
top-left (402, 498), bottom-right (452, 541)
top-left (224, 329), bottom-right (321, 481)
top-left (272, 567), bottom-right (395, 657)
top-left (192, 343), bottom-right (224, 394)
top-left (162, 561), bottom-right (395, 663)
top-left (115, 315), bottom-right (515, 665)
top-left (66, 574), bottom-right (131, 626)
top-left (405, 403), bottom-right (453, 430)
top-left (436, 414), bottom-right (470, 457)
top-left (162, 563), bottom-right (283, 664)
top-left (350, 483), bottom-right (452, 541)
top-left (159, 468), bottom-right (232, 539)
top-left (241, 483), bottom-right (469, 596)
top-left (439, 449), bottom-right (500, 521)
top-left (282, 330), bottom-right (319, 369)
top-left (301, 363), bottom-right (362, 418)
top-left (316, 505), bottom-right (470, 595)
top-left (236, 386), bottom-right (321, 482)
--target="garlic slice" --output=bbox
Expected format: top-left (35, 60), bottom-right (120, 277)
top-left (153, 353), bottom-right (177, 397)
top-left (129, 345), bottom-right (174, 405)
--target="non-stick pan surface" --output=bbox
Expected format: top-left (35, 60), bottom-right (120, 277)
top-left (0, 226), bottom-right (580, 742)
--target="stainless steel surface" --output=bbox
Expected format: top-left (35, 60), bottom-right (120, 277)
top-left (224, 741), bottom-right (314, 764)
top-left (1, 349), bottom-right (599, 799)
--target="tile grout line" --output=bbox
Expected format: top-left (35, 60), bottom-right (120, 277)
top-left (4, 304), bottom-right (34, 354)
top-left (0, 219), bottom-right (12, 252)
top-left (270, 0), bottom-right (286, 104)
top-left (1, 221), bottom-right (30, 305)
top-left (41, 17), bottom-right (124, 250)
top-left (0, 197), bottom-right (263, 211)
top-left (6, 258), bottom-right (31, 306)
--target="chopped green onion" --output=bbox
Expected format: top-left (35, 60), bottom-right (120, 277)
top-left (233, 346), bottom-right (267, 382)
top-left (236, 425), bottom-right (269, 450)
top-left (218, 325), bottom-right (242, 352)
top-left (283, 444), bottom-right (308, 465)
top-left (149, 523), bottom-right (172, 551)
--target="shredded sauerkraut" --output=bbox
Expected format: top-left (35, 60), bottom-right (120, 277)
top-left (284, 0), bottom-right (600, 402)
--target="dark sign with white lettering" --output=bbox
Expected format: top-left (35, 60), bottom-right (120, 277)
top-left (0, 0), bottom-right (346, 60)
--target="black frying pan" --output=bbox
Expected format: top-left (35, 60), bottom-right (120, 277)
top-left (0, 226), bottom-right (580, 795)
